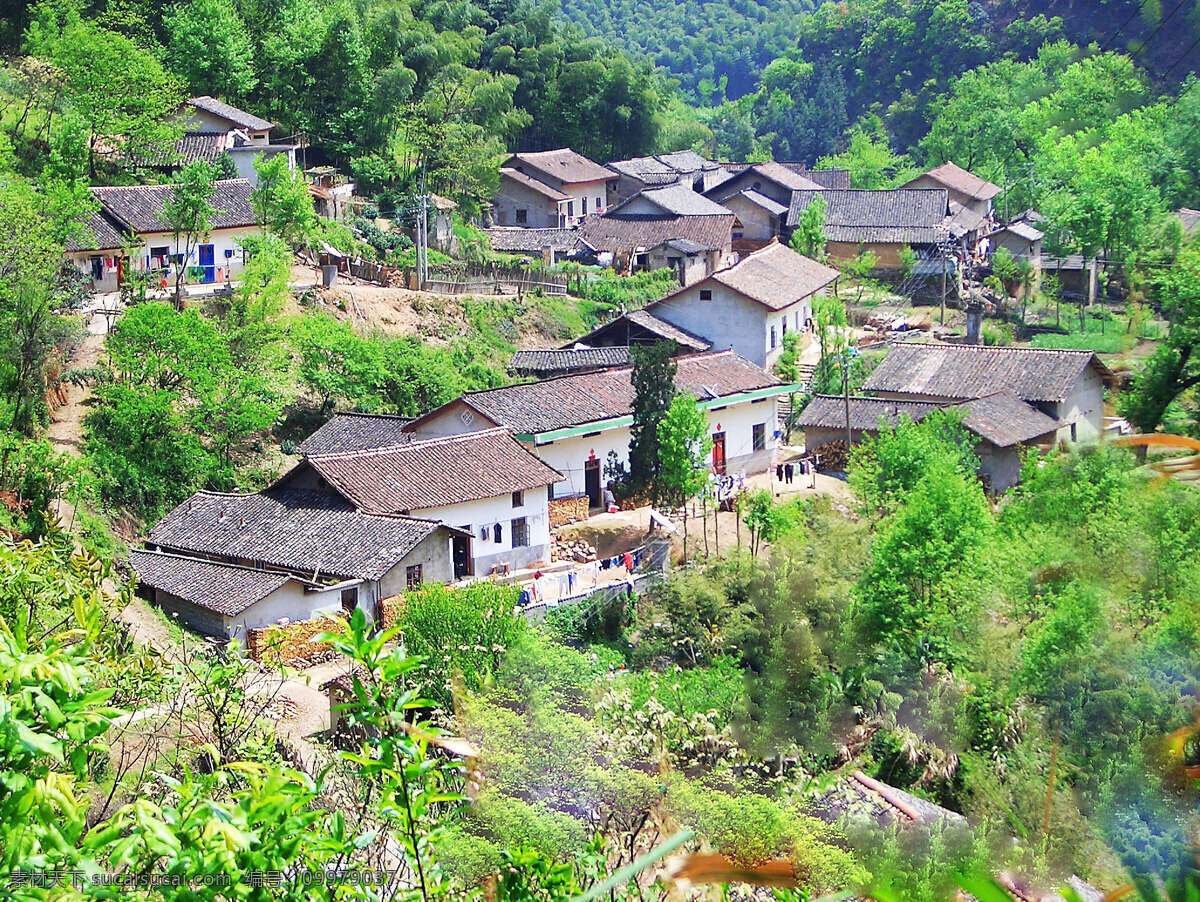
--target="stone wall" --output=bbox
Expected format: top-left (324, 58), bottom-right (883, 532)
top-left (549, 494), bottom-right (589, 527)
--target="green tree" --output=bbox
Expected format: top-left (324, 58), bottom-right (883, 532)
top-left (164, 0), bottom-right (258, 101)
top-left (817, 116), bottom-right (918, 188)
top-left (163, 161), bottom-right (219, 310)
top-left (790, 194), bottom-right (827, 261)
top-left (251, 154), bottom-right (318, 249)
top-left (291, 313), bottom-right (385, 414)
top-left (657, 393), bottom-right (712, 556)
top-left (856, 459), bottom-right (992, 662)
top-left (1120, 243), bottom-right (1200, 433)
top-left (628, 342), bottom-right (678, 502)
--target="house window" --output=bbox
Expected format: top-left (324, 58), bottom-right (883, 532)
top-left (782, 317), bottom-right (788, 337)
top-left (149, 245), bottom-right (170, 270)
top-left (1070, 422), bottom-right (1077, 442)
top-left (512, 490), bottom-right (524, 507)
top-left (567, 201), bottom-right (574, 218)
top-left (595, 196), bottom-right (602, 211)
top-left (700, 289), bottom-right (713, 301)
top-left (733, 229), bottom-right (744, 240)
top-left (512, 517), bottom-right (529, 548)
top-left (752, 423), bottom-right (766, 451)
top-left (770, 326), bottom-right (777, 349)
top-left (581, 197), bottom-right (588, 215)
top-left (406, 565), bottom-right (423, 590)
top-left (515, 209), bottom-right (527, 225)
top-left (340, 586), bottom-right (359, 613)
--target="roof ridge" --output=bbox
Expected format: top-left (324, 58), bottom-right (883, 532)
top-left (131, 547), bottom-right (296, 578)
top-left (902, 342), bottom-right (1094, 356)
top-left (308, 427), bottom-right (508, 461)
top-left (467, 347), bottom-right (742, 395)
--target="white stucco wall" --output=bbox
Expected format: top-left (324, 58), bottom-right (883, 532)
top-left (535, 395), bottom-right (780, 498)
top-left (1053, 367), bottom-right (1104, 443)
top-left (648, 284), bottom-right (818, 369)
top-left (411, 489), bottom-right (552, 575)
top-left (558, 178), bottom-right (610, 222)
top-left (229, 145), bottom-right (296, 185)
top-left (221, 582), bottom-right (347, 641)
top-left (65, 225), bottom-right (262, 292)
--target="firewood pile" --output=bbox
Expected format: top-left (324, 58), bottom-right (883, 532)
top-left (813, 440), bottom-right (851, 470)
top-left (246, 614), bottom-right (348, 667)
top-left (552, 537), bottom-right (597, 563)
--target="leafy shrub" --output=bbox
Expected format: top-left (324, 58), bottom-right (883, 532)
top-left (399, 581), bottom-right (524, 703)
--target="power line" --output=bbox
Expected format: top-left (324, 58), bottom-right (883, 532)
top-left (1100, 0), bottom-right (1158, 52)
top-left (1159, 30), bottom-right (1200, 78)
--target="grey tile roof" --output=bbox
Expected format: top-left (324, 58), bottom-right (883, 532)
top-left (460, 350), bottom-right (777, 434)
top-left (947, 200), bottom-right (989, 237)
top-left (505, 149), bottom-right (614, 185)
top-left (862, 342), bottom-right (1109, 403)
top-left (706, 162), bottom-right (822, 202)
top-left (570, 309), bottom-right (712, 352)
top-left (66, 209), bottom-right (127, 252)
top-left (798, 391), bottom-right (1060, 448)
top-left (299, 413), bottom-right (414, 457)
top-left (653, 241), bottom-right (838, 312)
top-left (607, 157), bottom-right (679, 182)
top-left (148, 489), bottom-right (445, 581)
top-left (579, 213), bottom-right (733, 253)
top-left (92, 179), bottom-right (257, 233)
top-left (736, 189), bottom-right (789, 217)
top-left (787, 189), bottom-right (950, 244)
top-left (993, 221), bottom-right (1044, 243)
top-left (654, 237), bottom-right (708, 254)
top-left (129, 132), bottom-right (228, 169)
top-left (510, 347), bottom-right (631, 375)
top-left (804, 168), bottom-right (851, 189)
top-left (484, 227), bottom-right (587, 254)
top-left (303, 428), bottom-right (562, 512)
top-left (911, 161), bottom-right (1001, 201)
top-left (796, 395), bottom-right (945, 431)
top-left (952, 390), bottom-right (1061, 447)
top-left (611, 183), bottom-right (733, 216)
top-left (129, 549), bottom-right (291, 616)
top-left (189, 96), bottom-right (274, 131)
top-left (498, 168), bottom-right (570, 202)
top-left (655, 150), bottom-right (713, 172)
top-left (1177, 208), bottom-right (1200, 236)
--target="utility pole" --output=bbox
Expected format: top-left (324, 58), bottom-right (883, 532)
top-left (843, 349), bottom-right (852, 450)
top-left (940, 251), bottom-right (947, 325)
top-left (415, 168), bottom-right (430, 291)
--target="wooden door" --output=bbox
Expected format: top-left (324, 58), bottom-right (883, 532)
top-left (712, 432), bottom-right (726, 475)
top-left (584, 458), bottom-right (602, 508)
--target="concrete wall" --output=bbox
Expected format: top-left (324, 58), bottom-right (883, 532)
top-left (152, 580), bottom-right (343, 642)
top-left (493, 176), bottom-right (563, 228)
top-left (644, 246), bottom-right (708, 286)
top-left (229, 145), bottom-right (296, 185)
top-left (722, 194), bottom-right (779, 242)
top-left (411, 489), bottom-right (552, 576)
top-left (1053, 367), bottom-right (1105, 442)
top-left (378, 529), bottom-right (457, 594)
top-left (976, 440), bottom-right (1023, 492)
top-left (407, 401), bottom-right (500, 439)
top-left (559, 179), bottom-right (610, 222)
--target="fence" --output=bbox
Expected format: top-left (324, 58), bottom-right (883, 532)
top-left (424, 264), bottom-right (570, 296)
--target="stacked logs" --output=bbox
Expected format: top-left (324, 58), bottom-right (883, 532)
top-left (813, 440), bottom-right (851, 471)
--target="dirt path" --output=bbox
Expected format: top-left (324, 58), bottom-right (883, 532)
top-left (48, 321), bottom-right (106, 458)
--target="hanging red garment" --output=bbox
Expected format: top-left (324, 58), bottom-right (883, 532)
top-left (623, 552), bottom-right (633, 571)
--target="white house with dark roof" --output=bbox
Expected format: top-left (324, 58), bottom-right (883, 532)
top-left (641, 241), bottom-right (840, 368)
top-left (608, 183), bottom-right (733, 218)
top-left (180, 96), bottom-right (297, 184)
top-left (704, 161), bottom-right (823, 209)
top-left (136, 488), bottom-right (468, 638)
top-left (277, 428), bottom-right (562, 576)
top-left (494, 149), bottom-right (616, 227)
top-left (65, 179), bottom-right (261, 291)
top-left (406, 350), bottom-right (795, 505)
top-left (861, 342), bottom-right (1111, 443)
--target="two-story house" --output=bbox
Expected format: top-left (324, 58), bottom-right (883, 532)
top-left (493, 149), bottom-right (616, 228)
top-left (640, 240), bottom-right (840, 369)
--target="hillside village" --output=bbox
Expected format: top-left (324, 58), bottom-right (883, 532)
top-left (3, 1), bottom-right (1200, 900)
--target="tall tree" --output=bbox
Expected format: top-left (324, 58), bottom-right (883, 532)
top-left (657, 393), bottom-right (712, 556)
top-left (628, 342), bottom-right (678, 503)
top-left (163, 161), bottom-right (219, 310)
top-left (251, 155), bottom-right (318, 249)
top-left (164, 0), bottom-right (258, 102)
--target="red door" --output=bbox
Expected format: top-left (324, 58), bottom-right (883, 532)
top-left (712, 432), bottom-right (726, 475)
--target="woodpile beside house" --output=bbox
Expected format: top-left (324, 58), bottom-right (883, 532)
top-left (245, 613), bottom-right (348, 666)
top-left (812, 440), bottom-right (851, 470)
